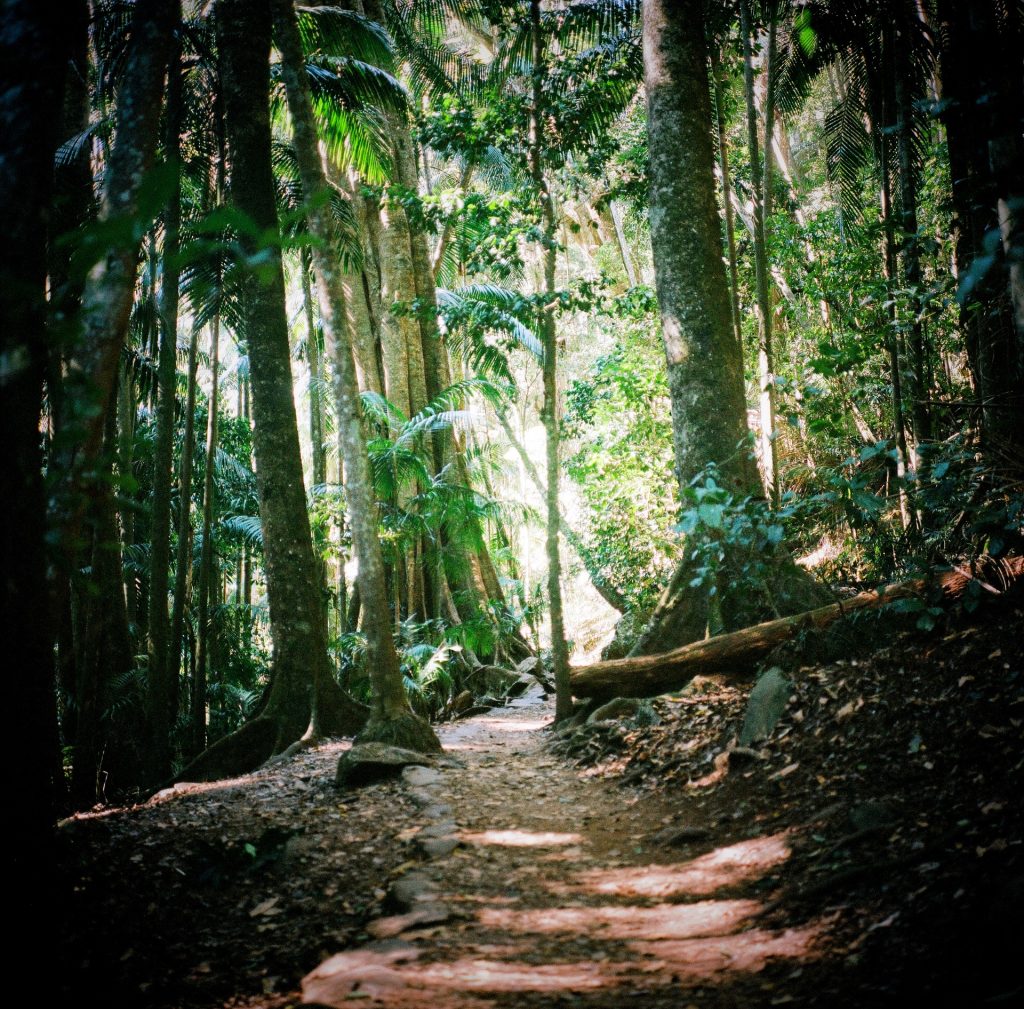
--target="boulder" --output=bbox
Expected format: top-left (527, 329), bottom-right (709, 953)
top-left (739, 667), bottom-right (792, 746)
top-left (335, 743), bottom-right (434, 788)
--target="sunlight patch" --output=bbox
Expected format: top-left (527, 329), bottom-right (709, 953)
top-left (478, 898), bottom-right (760, 940)
top-left (565, 832), bottom-right (791, 897)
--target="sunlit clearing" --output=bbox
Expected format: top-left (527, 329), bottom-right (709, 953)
top-left (478, 898), bottom-right (760, 940)
top-left (461, 829), bottom-right (583, 847)
top-left (567, 832), bottom-right (791, 898)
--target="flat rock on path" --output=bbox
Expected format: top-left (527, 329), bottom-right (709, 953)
top-left (304, 684), bottom-right (835, 1008)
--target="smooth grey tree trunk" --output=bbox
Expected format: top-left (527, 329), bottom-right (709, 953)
top-left (531, 0), bottom-right (571, 720)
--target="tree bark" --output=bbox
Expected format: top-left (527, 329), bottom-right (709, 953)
top-left (740, 0), bottom-right (779, 506)
top-left (146, 38), bottom-right (183, 781)
top-left (169, 317), bottom-right (201, 723)
top-left (572, 558), bottom-right (1024, 701)
top-left (272, 0), bottom-right (437, 752)
top-left (179, 0), bottom-right (371, 783)
top-left (637, 0), bottom-right (826, 658)
top-left (531, 0), bottom-right (571, 720)
top-left (53, 0), bottom-right (178, 572)
top-left (192, 315), bottom-right (220, 755)
top-left (1, 8), bottom-right (75, 980)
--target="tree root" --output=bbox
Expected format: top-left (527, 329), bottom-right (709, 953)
top-left (173, 717), bottom-right (280, 783)
top-left (356, 710), bottom-right (443, 754)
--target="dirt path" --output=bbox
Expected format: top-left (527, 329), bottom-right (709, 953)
top-left (303, 686), bottom-right (830, 1008)
top-left (62, 600), bottom-right (1024, 1008)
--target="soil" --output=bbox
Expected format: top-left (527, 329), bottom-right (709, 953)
top-left (59, 589), bottom-right (1024, 1008)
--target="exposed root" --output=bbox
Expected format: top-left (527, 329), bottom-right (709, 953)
top-left (173, 717), bottom-right (280, 783)
top-left (356, 710), bottom-right (443, 754)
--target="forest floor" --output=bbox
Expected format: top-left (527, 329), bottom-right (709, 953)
top-left (60, 589), bottom-right (1024, 1008)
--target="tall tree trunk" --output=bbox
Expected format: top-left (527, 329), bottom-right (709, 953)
top-left (893, 18), bottom-right (931, 445)
top-left (169, 317), bottom-right (201, 725)
top-left (271, 0), bottom-right (436, 751)
top-left (636, 0), bottom-right (826, 658)
top-left (935, 0), bottom-right (1024, 456)
top-left (740, 0), bottom-right (780, 506)
top-left (531, 0), bottom-right (571, 720)
top-left (53, 0), bottom-right (177, 576)
top-left (192, 316), bottom-right (219, 755)
top-left (711, 49), bottom-right (743, 351)
top-left (2, 8), bottom-right (74, 982)
top-left (146, 38), bottom-right (183, 781)
top-left (873, 30), bottom-right (913, 529)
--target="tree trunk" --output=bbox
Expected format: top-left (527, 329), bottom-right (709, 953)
top-left (740, 0), bottom-right (779, 506)
top-left (572, 557), bottom-right (1024, 701)
top-left (272, 0), bottom-right (437, 752)
top-left (531, 0), bottom-right (571, 720)
top-left (169, 316), bottom-right (201, 723)
top-left (636, 0), bottom-right (826, 657)
top-left (2, 9), bottom-right (75, 980)
top-left (145, 39), bottom-right (183, 781)
top-left (935, 0), bottom-right (1024, 457)
top-left (52, 0), bottom-right (177, 574)
top-left (711, 49), bottom-right (743, 352)
top-left (192, 315), bottom-right (219, 755)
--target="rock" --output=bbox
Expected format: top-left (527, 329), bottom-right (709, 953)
top-left (652, 825), bottom-right (711, 846)
top-left (406, 788), bottom-right (436, 807)
top-left (739, 667), bottom-right (792, 746)
top-left (504, 676), bottom-right (532, 698)
top-left (421, 803), bottom-right (453, 820)
top-left (516, 656), bottom-right (540, 676)
top-left (335, 743), bottom-right (435, 788)
top-left (452, 690), bottom-right (474, 714)
top-left (475, 664), bottom-right (519, 696)
top-left (587, 697), bottom-right (642, 725)
top-left (365, 903), bottom-right (450, 939)
top-left (419, 820), bottom-right (458, 838)
top-left (387, 872), bottom-right (438, 912)
top-left (418, 836), bottom-right (459, 859)
top-left (457, 704), bottom-right (493, 719)
top-left (600, 610), bottom-right (647, 661)
top-left (401, 765), bottom-right (443, 787)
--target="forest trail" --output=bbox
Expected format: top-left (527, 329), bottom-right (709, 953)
top-left (304, 684), bottom-right (829, 1008)
top-left (62, 595), bottom-right (1024, 1009)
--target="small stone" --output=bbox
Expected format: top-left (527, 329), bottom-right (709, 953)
top-left (419, 820), bottom-right (458, 838)
top-left (402, 765), bottom-right (443, 787)
top-left (387, 872), bottom-right (438, 911)
top-left (848, 800), bottom-right (896, 832)
top-left (406, 788), bottom-right (436, 807)
top-left (420, 803), bottom-right (453, 820)
top-left (419, 837), bottom-right (459, 859)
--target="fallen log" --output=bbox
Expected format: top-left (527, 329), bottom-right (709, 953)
top-left (570, 557), bottom-right (1024, 701)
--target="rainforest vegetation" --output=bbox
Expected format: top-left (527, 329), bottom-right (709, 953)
top-left (3, 0), bottom-right (1022, 1004)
